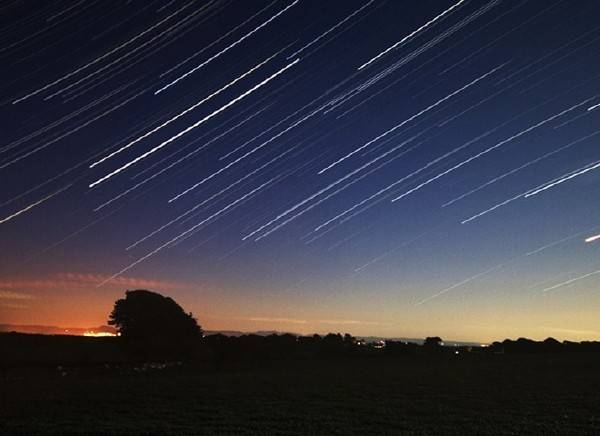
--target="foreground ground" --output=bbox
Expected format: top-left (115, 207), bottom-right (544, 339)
top-left (1, 353), bottom-right (599, 435)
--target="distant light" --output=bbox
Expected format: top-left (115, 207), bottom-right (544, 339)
top-left (455, 351), bottom-right (459, 355)
top-left (83, 331), bottom-right (116, 337)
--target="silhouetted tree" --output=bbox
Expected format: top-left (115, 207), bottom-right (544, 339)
top-left (319, 333), bottom-right (345, 356)
top-left (542, 337), bottom-right (563, 353)
top-left (109, 289), bottom-right (202, 358)
top-left (343, 333), bottom-right (356, 345)
top-left (489, 341), bottom-right (504, 353)
top-left (423, 336), bottom-right (443, 348)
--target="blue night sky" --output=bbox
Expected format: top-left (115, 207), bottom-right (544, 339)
top-left (1, 0), bottom-right (600, 342)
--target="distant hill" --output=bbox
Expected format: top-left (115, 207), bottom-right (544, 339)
top-left (357, 336), bottom-right (485, 347)
top-left (205, 331), bottom-right (483, 346)
top-left (0, 324), bottom-right (116, 336)
top-left (0, 324), bottom-right (483, 345)
top-left (0, 325), bottom-right (294, 337)
top-left (204, 330), bottom-right (295, 337)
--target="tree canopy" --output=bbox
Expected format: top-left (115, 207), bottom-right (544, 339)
top-left (109, 289), bottom-right (202, 356)
top-left (424, 336), bottom-right (443, 347)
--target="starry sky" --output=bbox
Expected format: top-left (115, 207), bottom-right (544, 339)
top-left (1, 0), bottom-right (600, 342)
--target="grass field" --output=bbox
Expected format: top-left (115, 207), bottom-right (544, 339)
top-left (2, 353), bottom-right (599, 435)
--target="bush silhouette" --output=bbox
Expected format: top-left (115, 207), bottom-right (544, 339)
top-left (423, 336), bottom-right (443, 348)
top-left (109, 289), bottom-right (202, 358)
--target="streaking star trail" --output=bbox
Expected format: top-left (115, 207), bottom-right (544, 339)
top-left (2, 0), bottom-right (600, 342)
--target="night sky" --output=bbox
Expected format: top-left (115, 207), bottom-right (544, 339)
top-left (2, 0), bottom-right (600, 342)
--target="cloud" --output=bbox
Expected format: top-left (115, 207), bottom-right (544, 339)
top-left (0, 290), bottom-right (35, 300)
top-left (0, 273), bottom-right (189, 292)
top-left (317, 319), bottom-right (385, 326)
top-left (541, 326), bottom-right (600, 336)
top-left (0, 302), bottom-right (28, 309)
top-left (243, 317), bottom-right (387, 326)
top-left (246, 317), bottom-right (308, 324)
top-left (55, 273), bottom-right (187, 290)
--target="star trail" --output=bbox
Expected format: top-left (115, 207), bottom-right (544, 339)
top-left (1, 0), bottom-right (600, 341)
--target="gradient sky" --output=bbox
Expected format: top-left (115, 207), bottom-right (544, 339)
top-left (1, 0), bottom-right (600, 342)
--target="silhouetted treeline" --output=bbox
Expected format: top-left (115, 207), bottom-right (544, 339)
top-left (487, 337), bottom-right (600, 354)
top-left (204, 332), bottom-right (366, 367)
top-left (2, 331), bottom-right (600, 368)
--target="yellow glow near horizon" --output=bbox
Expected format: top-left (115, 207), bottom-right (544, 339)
top-left (83, 331), bottom-right (116, 337)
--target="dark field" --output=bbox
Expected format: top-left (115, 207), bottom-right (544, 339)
top-left (2, 353), bottom-right (600, 435)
